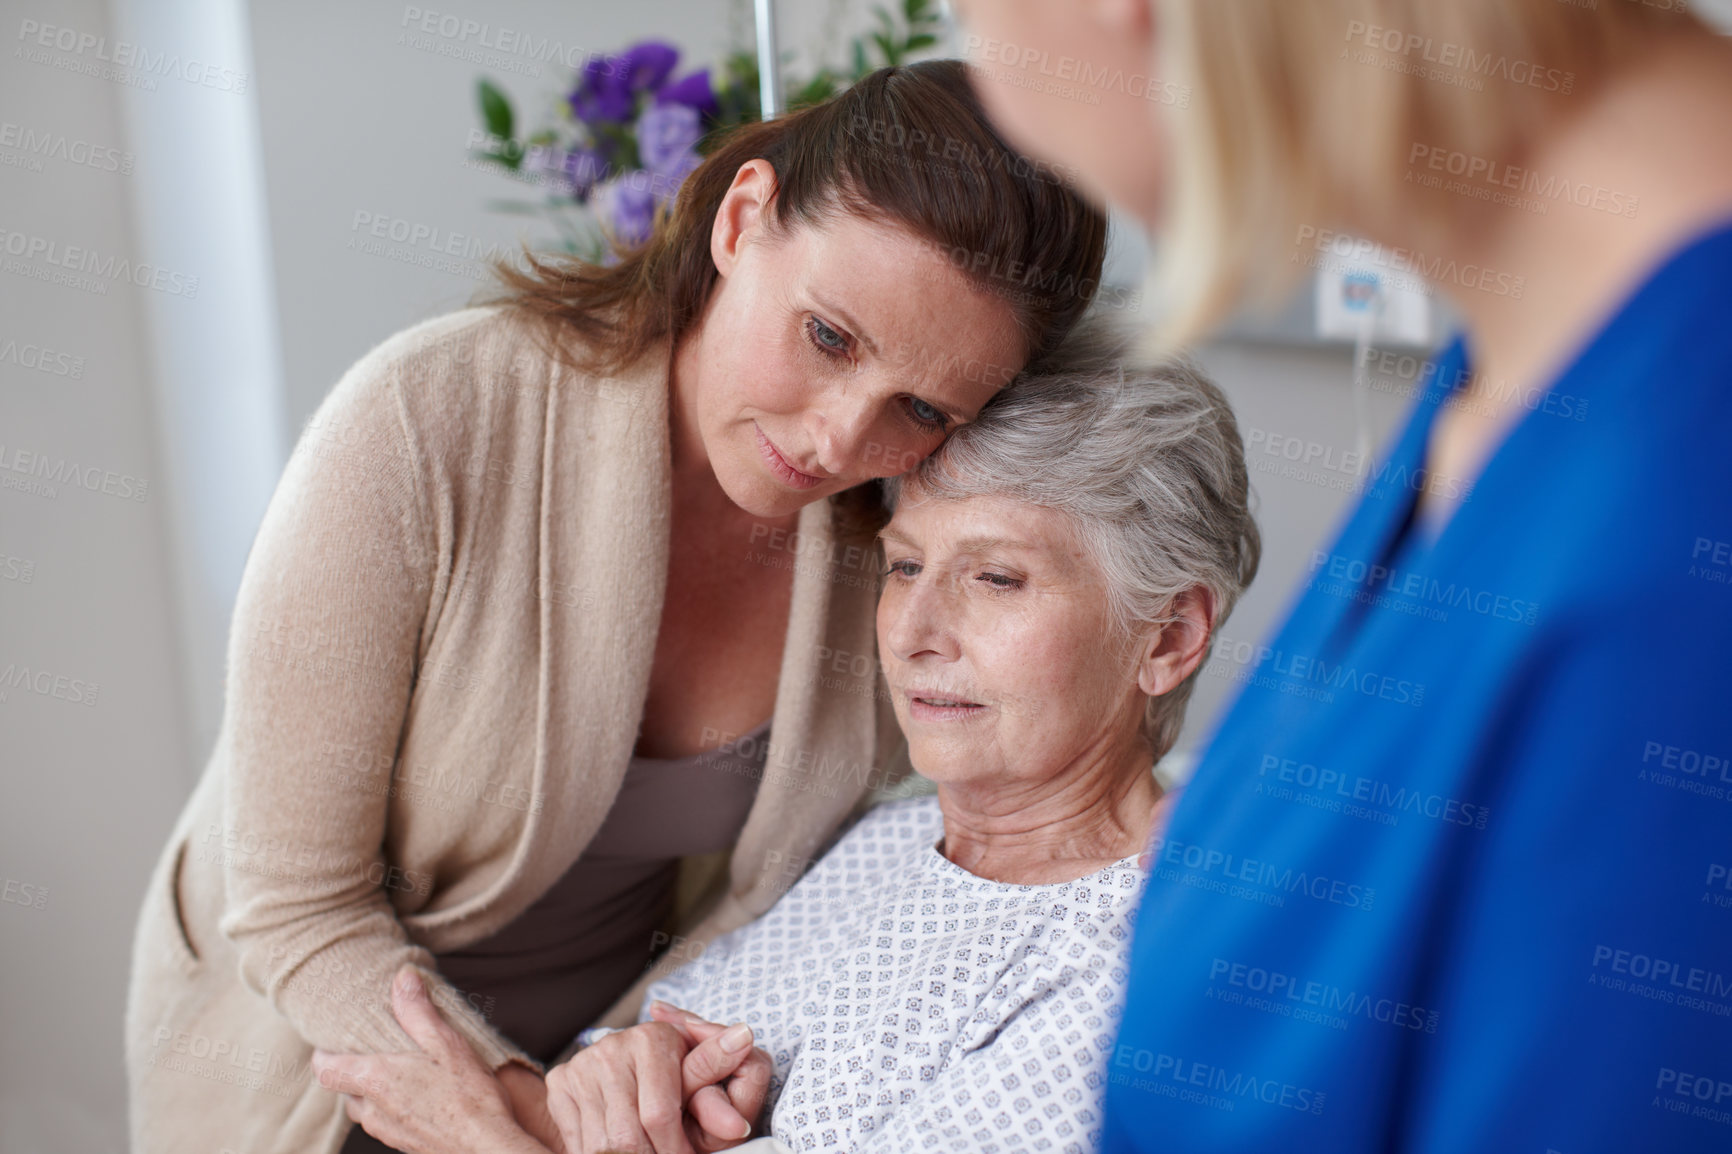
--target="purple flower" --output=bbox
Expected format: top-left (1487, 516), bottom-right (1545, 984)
top-left (562, 147), bottom-right (612, 200)
top-left (569, 55), bottom-right (633, 125)
top-left (637, 103), bottom-right (704, 176)
top-left (653, 149), bottom-right (700, 201)
top-left (593, 172), bottom-right (658, 248)
top-left (656, 69), bottom-right (718, 120)
top-left (617, 41), bottom-right (679, 93)
top-left (522, 145), bottom-right (566, 186)
top-left (522, 144), bottom-right (611, 200)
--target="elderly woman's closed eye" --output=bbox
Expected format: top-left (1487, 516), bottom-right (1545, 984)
top-left (316, 319), bottom-right (1259, 1154)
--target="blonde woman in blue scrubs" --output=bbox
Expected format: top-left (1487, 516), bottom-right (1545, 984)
top-left (954, 0), bottom-right (1732, 1150)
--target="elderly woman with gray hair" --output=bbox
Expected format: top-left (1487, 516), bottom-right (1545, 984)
top-left (311, 322), bottom-right (1260, 1154)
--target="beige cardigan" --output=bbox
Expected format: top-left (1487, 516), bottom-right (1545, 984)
top-left (124, 305), bottom-right (908, 1154)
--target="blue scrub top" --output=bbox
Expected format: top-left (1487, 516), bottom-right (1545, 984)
top-left (1103, 221), bottom-right (1732, 1152)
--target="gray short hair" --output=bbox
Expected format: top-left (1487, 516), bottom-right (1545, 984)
top-left (884, 317), bottom-right (1260, 760)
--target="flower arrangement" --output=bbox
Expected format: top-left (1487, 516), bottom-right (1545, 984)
top-left (470, 0), bottom-right (944, 259)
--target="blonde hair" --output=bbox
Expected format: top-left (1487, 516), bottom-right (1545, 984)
top-left (1145, 0), bottom-right (1702, 352)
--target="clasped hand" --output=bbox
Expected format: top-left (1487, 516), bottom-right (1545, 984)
top-left (311, 966), bottom-right (771, 1154)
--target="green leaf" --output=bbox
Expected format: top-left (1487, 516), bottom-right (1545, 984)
top-left (907, 0), bottom-right (943, 40)
top-left (790, 71), bottom-right (841, 110)
top-left (477, 79), bottom-right (514, 143)
top-left (905, 34), bottom-right (938, 51)
top-left (469, 142), bottom-right (523, 171)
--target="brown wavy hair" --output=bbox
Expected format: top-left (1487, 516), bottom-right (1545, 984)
top-left (474, 58), bottom-right (1108, 378)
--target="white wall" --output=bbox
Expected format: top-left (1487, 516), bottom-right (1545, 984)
top-left (1178, 338), bottom-right (1411, 759)
top-left (107, 0), bottom-right (289, 761)
top-left (0, 0), bottom-right (194, 1148)
top-left (251, 0), bottom-right (878, 430)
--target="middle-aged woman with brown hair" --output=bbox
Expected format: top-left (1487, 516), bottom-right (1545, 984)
top-left (953, 1), bottom-right (1732, 1151)
top-left (123, 59), bottom-right (1107, 1154)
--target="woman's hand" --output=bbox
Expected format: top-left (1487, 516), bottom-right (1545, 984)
top-left (646, 1002), bottom-right (773, 1153)
top-left (311, 967), bottom-right (550, 1154)
top-left (498, 1061), bottom-right (568, 1154)
top-left (544, 1004), bottom-right (769, 1154)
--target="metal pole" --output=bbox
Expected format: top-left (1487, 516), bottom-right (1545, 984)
top-left (755, 0), bottom-right (784, 118)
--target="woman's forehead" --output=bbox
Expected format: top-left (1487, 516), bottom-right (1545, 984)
top-left (783, 216), bottom-right (1023, 350)
top-left (883, 490), bottom-right (1082, 557)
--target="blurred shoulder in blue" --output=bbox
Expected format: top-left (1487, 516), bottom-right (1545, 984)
top-left (1105, 219), bottom-right (1732, 1153)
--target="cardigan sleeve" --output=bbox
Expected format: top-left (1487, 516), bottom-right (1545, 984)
top-left (213, 339), bottom-right (535, 1073)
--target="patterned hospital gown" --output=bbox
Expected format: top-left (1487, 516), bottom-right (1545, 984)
top-left (643, 796), bottom-right (1147, 1153)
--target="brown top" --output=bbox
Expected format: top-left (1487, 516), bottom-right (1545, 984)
top-left (436, 722), bottom-right (770, 1064)
top-left (124, 305), bottom-right (911, 1154)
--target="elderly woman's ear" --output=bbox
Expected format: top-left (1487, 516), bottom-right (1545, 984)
top-left (1135, 587), bottom-right (1216, 699)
